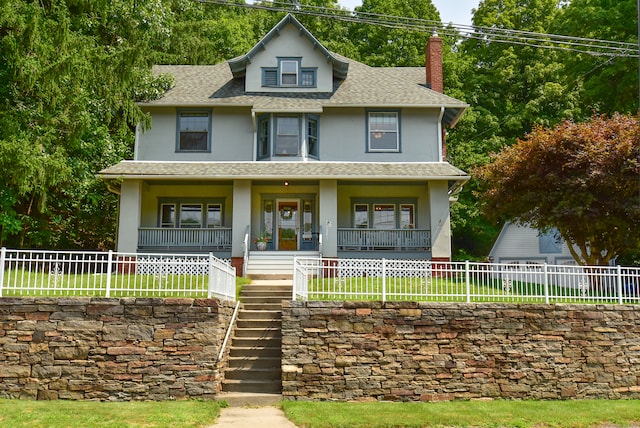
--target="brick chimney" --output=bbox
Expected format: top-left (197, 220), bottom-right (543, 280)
top-left (425, 36), bottom-right (443, 93)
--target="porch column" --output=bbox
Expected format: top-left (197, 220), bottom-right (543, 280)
top-left (319, 179), bottom-right (338, 257)
top-left (232, 179), bottom-right (251, 258)
top-left (429, 181), bottom-right (452, 261)
top-left (117, 180), bottom-right (141, 253)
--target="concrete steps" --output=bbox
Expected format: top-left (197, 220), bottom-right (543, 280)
top-left (244, 251), bottom-right (318, 278)
top-left (222, 279), bottom-right (293, 394)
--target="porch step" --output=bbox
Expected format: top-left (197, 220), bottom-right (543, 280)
top-left (244, 251), bottom-right (318, 277)
top-left (222, 379), bottom-right (282, 394)
top-left (222, 279), bottom-right (293, 394)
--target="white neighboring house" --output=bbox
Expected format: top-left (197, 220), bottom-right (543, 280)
top-left (99, 14), bottom-right (469, 275)
top-left (489, 221), bottom-right (577, 266)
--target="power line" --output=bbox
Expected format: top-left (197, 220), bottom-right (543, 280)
top-left (195, 0), bottom-right (639, 58)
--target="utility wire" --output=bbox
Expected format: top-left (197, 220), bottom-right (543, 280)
top-left (195, 0), bottom-right (639, 58)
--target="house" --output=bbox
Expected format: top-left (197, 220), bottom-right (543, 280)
top-left (99, 14), bottom-right (469, 276)
top-left (489, 221), bottom-right (577, 266)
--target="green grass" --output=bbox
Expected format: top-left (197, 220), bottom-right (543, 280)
top-left (1, 269), bottom-right (247, 299)
top-left (0, 399), bottom-right (223, 428)
top-left (305, 276), bottom-right (629, 304)
top-left (2, 397), bottom-right (640, 427)
top-left (281, 400), bottom-right (640, 428)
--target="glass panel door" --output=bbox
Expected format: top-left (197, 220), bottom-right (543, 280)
top-left (277, 200), bottom-right (299, 251)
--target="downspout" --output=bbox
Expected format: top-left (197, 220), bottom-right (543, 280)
top-left (438, 107), bottom-right (445, 162)
top-left (106, 181), bottom-right (121, 251)
top-left (134, 123), bottom-right (140, 161)
top-left (251, 111), bottom-right (257, 161)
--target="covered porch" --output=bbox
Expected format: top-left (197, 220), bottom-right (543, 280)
top-left (102, 161), bottom-right (468, 274)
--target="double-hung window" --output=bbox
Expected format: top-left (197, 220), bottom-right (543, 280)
top-left (367, 111), bottom-right (400, 152)
top-left (307, 114), bottom-right (319, 159)
top-left (257, 114), bottom-right (319, 159)
top-left (177, 110), bottom-right (211, 152)
top-left (276, 116), bottom-right (300, 155)
top-left (262, 58), bottom-right (317, 88)
top-left (280, 60), bottom-right (298, 86)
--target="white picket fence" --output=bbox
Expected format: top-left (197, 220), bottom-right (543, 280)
top-left (293, 257), bottom-right (640, 304)
top-left (0, 248), bottom-right (236, 301)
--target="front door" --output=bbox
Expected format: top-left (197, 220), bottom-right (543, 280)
top-left (277, 200), bottom-right (298, 251)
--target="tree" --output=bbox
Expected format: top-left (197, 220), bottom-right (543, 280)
top-left (446, 0), bottom-right (585, 259)
top-left (551, 0), bottom-right (639, 114)
top-left (349, 0), bottom-right (441, 66)
top-left (0, 0), bottom-right (171, 249)
top-left (474, 113), bottom-right (640, 266)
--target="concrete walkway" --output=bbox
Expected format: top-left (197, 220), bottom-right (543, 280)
top-left (210, 406), bottom-right (298, 427)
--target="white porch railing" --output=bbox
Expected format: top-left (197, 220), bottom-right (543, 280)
top-left (337, 228), bottom-right (430, 251)
top-left (138, 227), bottom-right (232, 250)
top-left (0, 248), bottom-right (236, 300)
top-left (293, 257), bottom-right (640, 304)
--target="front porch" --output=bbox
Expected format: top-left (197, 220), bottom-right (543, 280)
top-left (136, 227), bottom-right (431, 257)
top-left (138, 227), bottom-right (233, 252)
top-left (114, 176), bottom-right (455, 270)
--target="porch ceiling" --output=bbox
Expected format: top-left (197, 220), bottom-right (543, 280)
top-left (99, 161), bottom-right (469, 182)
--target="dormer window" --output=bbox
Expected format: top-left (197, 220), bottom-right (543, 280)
top-left (262, 58), bottom-right (317, 88)
top-left (280, 60), bottom-right (298, 86)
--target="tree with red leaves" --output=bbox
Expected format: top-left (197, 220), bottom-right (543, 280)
top-left (475, 113), bottom-right (640, 266)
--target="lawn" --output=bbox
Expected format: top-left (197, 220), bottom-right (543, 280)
top-left (0, 269), bottom-right (249, 299)
top-left (281, 400), bottom-right (640, 428)
top-left (0, 399), bottom-right (222, 428)
top-left (2, 399), bottom-right (639, 427)
top-left (303, 275), bottom-right (628, 304)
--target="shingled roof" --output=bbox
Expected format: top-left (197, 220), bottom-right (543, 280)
top-left (99, 161), bottom-right (468, 182)
top-left (139, 15), bottom-right (468, 127)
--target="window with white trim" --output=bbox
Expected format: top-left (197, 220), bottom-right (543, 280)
top-left (354, 204), bottom-right (369, 228)
top-left (307, 114), bottom-right (319, 159)
top-left (158, 200), bottom-right (224, 228)
top-left (368, 111), bottom-right (399, 152)
top-left (276, 116), bottom-right (300, 155)
top-left (161, 204), bottom-right (176, 228)
top-left (180, 204), bottom-right (202, 228)
top-left (177, 111), bottom-right (211, 152)
top-left (352, 200), bottom-right (415, 229)
top-left (261, 58), bottom-right (317, 88)
top-left (257, 114), bottom-right (320, 159)
top-left (400, 204), bottom-right (415, 229)
top-left (280, 60), bottom-right (298, 86)
top-left (207, 204), bottom-right (222, 228)
top-left (373, 204), bottom-right (395, 230)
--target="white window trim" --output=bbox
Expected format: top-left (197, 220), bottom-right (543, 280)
top-left (176, 109), bottom-right (212, 153)
top-left (367, 111), bottom-right (400, 153)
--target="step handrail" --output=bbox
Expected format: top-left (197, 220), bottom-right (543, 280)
top-left (218, 300), bottom-right (241, 362)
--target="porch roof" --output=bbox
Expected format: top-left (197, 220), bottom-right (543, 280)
top-left (99, 161), bottom-right (469, 182)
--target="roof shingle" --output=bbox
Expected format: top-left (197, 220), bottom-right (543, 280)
top-left (99, 161), bottom-right (469, 181)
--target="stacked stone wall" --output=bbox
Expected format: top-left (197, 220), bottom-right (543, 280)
top-left (0, 297), bottom-right (233, 401)
top-left (282, 301), bottom-right (640, 401)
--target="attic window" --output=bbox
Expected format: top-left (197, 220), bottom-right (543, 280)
top-left (261, 58), bottom-right (316, 88)
top-left (281, 60), bottom-right (298, 86)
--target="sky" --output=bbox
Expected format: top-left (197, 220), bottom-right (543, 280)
top-left (338, 0), bottom-right (480, 27)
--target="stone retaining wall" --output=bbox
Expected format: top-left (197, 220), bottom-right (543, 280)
top-left (281, 301), bottom-right (640, 401)
top-left (0, 297), bottom-right (233, 401)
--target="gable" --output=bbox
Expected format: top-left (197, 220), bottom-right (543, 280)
top-left (244, 24), bottom-right (335, 93)
top-left (228, 14), bottom-right (348, 94)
